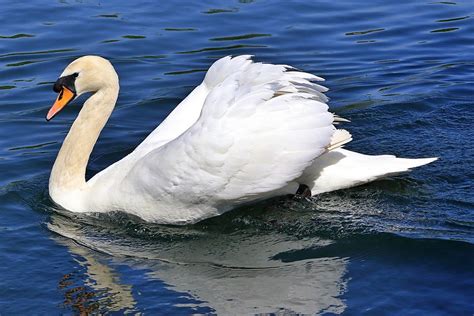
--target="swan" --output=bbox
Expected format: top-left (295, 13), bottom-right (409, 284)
top-left (46, 55), bottom-right (436, 224)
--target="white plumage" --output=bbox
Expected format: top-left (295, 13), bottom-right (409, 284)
top-left (47, 55), bottom-right (436, 224)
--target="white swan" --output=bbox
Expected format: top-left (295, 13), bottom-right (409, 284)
top-left (46, 55), bottom-right (436, 224)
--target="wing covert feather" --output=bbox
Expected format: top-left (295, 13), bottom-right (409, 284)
top-left (123, 56), bottom-right (336, 205)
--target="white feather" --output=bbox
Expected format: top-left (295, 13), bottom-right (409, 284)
top-left (299, 148), bottom-right (438, 195)
top-left (52, 55), bottom-right (437, 224)
top-left (92, 56), bottom-right (335, 222)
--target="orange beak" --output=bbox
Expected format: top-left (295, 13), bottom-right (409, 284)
top-left (46, 86), bottom-right (76, 121)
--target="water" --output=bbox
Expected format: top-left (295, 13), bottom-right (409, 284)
top-left (0, 0), bottom-right (473, 314)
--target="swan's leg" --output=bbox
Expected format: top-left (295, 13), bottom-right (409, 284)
top-left (294, 183), bottom-right (312, 199)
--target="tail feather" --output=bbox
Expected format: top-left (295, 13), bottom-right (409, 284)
top-left (299, 148), bottom-right (437, 195)
top-left (326, 129), bottom-right (352, 151)
top-left (333, 114), bottom-right (350, 124)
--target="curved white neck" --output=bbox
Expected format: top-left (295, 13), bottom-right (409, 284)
top-left (49, 86), bottom-right (119, 196)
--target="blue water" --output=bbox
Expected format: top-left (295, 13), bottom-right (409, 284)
top-left (1, 0), bottom-right (473, 314)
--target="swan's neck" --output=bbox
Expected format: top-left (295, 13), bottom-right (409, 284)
top-left (49, 87), bottom-right (118, 195)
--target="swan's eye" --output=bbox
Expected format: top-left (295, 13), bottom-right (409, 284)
top-left (53, 73), bottom-right (78, 93)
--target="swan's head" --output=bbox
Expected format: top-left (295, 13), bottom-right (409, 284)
top-left (46, 55), bottom-right (118, 121)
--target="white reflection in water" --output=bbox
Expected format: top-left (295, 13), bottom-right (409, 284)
top-left (49, 212), bottom-right (348, 314)
top-left (58, 239), bottom-right (138, 312)
top-left (152, 256), bottom-right (347, 314)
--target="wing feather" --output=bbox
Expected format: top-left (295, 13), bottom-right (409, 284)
top-left (121, 56), bottom-right (338, 209)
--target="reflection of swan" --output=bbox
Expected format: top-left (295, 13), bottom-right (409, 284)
top-left (153, 256), bottom-right (348, 315)
top-left (49, 213), bottom-right (348, 314)
top-left (46, 55), bottom-right (436, 223)
top-left (55, 238), bottom-right (137, 313)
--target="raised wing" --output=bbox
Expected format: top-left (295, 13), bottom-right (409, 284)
top-left (133, 55), bottom-right (259, 155)
top-left (121, 56), bottom-right (337, 213)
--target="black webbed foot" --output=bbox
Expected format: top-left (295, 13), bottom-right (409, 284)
top-left (293, 184), bottom-right (312, 200)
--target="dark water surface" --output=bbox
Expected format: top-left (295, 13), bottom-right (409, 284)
top-left (1, 0), bottom-right (473, 314)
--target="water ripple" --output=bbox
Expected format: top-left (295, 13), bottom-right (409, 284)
top-left (0, 0), bottom-right (473, 313)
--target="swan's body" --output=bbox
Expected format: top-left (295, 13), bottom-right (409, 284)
top-left (47, 55), bottom-right (436, 224)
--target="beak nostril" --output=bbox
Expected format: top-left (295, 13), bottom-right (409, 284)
top-left (46, 85), bottom-right (76, 121)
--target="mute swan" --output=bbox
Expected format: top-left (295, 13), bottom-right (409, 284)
top-left (46, 55), bottom-right (436, 224)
